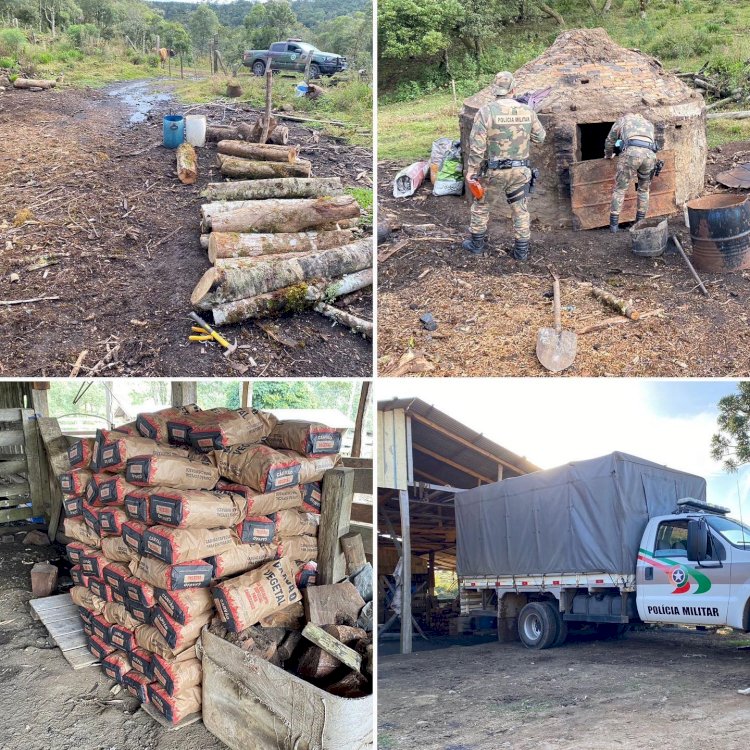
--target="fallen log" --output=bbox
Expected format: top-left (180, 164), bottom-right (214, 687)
top-left (206, 123), bottom-right (289, 144)
top-left (208, 229), bottom-right (355, 262)
top-left (238, 119), bottom-right (278, 143)
top-left (13, 77), bottom-right (56, 90)
top-left (268, 126), bottom-right (289, 145)
top-left (216, 140), bottom-right (299, 163)
top-left (590, 285), bottom-right (640, 320)
top-left (218, 154), bottom-right (311, 179)
top-left (201, 177), bottom-right (344, 202)
top-left (206, 125), bottom-right (240, 142)
top-left (176, 143), bottom-right (197, 185)
top-left (315, 302), bottom-right (372, 338)
top-left (211, 268), bottom-right (373, 324)
top-left (707, 110), bottom-right (750, 120)
top-left (191, 238), bottom-right (372, 309)
top-left (204, 195), bottom-right (360, 233)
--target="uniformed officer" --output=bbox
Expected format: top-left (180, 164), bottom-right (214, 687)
top-left (604, 113), bottom-right (658, 233)
top-left (463, 71), bottom-right (546, 260)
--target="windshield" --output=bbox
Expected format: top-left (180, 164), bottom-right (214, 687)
top-left (707, 515), bottom-right (750, 547)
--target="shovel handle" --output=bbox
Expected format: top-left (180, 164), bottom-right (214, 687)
top-left (552, 278), bottom-right (561, 334)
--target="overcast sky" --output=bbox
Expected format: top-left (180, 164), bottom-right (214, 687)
top-left (376, 379), bottom-right (750, 518)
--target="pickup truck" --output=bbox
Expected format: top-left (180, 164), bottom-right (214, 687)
top-left (242, 40), bottom-right (347, 78)
top-left (455, 452), bottom-right (750, 649)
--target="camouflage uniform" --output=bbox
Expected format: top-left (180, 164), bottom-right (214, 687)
top-left (465, 72), bottom-right (546, 260)
top-left (605, 113), bottom-right (658, 231)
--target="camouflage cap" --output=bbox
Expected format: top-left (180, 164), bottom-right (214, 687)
top-left (492, 71), bottom-right (515, 96)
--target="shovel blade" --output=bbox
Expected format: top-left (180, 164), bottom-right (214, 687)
top-left (536, 327), bottom-right (577, 372)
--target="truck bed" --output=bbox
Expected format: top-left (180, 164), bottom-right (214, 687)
top-left (460, 571), bottom-right (637, 593)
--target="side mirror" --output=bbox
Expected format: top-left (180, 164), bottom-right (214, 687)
top-left (687, 519), bottom-right (708, 561)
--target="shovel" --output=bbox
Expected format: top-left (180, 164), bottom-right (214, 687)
top-left (536, 270), bottom-right (577, 372)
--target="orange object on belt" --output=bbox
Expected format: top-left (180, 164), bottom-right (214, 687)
top-left (467, 177), bottom-right (485, 200)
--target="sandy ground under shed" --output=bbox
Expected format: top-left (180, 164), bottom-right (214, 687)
top-left (0, 80), bottom-right (372, 378)
top-left (0, 530), bottom-right (224, 750)
top-left (378, 628), bottom-right (750, 750)
top-left (377, 142), bottom-right (750, 377)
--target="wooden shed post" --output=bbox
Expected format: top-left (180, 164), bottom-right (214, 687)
top-left (171, 381), bottom-right (197, 407)
top-left (399, 488), bottom-right (412, 654)
top-left (351, 381), bottom-right (370, 458)
top-left (318, 467), bottom-right (355, 585)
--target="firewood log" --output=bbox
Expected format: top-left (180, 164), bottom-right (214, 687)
top-left (218, 154), bottom-right (311, 179)
top-left (208, 229), bottom-right (355, 262)
top-left (201, 177), bottom-right (344, 202)
top-left (216, 140), bottom-right (299, 163)
top-left (176, 143), bottom-right (197, 185)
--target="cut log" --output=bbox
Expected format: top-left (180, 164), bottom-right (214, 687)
top-left (340, 532), bottom-right (367, 576)
top-left (277, 630), bottom-right (302, 662)
top-left (191, 238), bottom-right (371, 309)
top-left (315, 302), bottom-right (373, 338)
top-left (216, 140), bottom-right (300, 163)
top-left (214, 251), bottom-right (326, 268)
top-left (326, 670), bottom-right (370, 698)
top-left (297, 643), bottom-right (342, 680)
top-left (218, 154), bottom-right (311, 179)
top-left (303, 582), bottom-right (365, 627)
top-left (300, 622), bottom-right (362, 672)
top-left (206, 125), bottom-right (240, 142)
top-left (269, 126), bottom-right (289, 145)
top-left (176, 143), bottom-right (197, 185)
top-left (14, 78), bottom-right (56, 90)
top-left (590, 285), bottom-right (640, 320)
top-left (211, 268), bottom-right (373, 324)
top-left (205, 195), bottom-right (360, 233)
top-left (200, 234), bottom-right (209, 249)
top-left (201, 177), bottom-right (344, 202)
top-left (208, 229), bottom-right (355, 262)
top-left (237, 119), bottom-right (278, 143)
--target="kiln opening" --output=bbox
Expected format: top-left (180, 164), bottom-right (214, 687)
top-left (577, 122), bottom-right (614, 161)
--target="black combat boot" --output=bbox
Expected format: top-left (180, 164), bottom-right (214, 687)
top-left (609, 213), bottom-right (619, 234)
top-left (513, 238), bottom-right (529, 261)
top-left (462, 232), bottom-right (487, 255)
top-left (635, 210), bottom-right (646, 222)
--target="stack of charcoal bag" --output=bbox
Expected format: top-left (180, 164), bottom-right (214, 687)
top-left (59, 404), bottom-right (367, 725)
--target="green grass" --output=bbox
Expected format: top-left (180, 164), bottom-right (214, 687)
top-left (378, 92), bottom-right (457, 161)
top-left (707, 120), bottom-right (750, 148)
top-left (346, 187), bottom-right (373, 222)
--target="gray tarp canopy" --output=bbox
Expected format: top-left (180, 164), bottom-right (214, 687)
top-left (455, 452), bottom-right (707, 577)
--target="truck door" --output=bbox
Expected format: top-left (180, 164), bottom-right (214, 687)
top-left (287, 43), bottom-right (305, 73)
top-left (268, 42), bottom-right (287, 71)
top-left (636, 518), bottom-right (730, 626)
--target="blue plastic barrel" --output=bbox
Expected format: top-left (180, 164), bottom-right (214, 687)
top-left (163, 115), bottom-right (185, 149)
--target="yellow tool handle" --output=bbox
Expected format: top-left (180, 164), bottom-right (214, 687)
top-left (189, 312), bottom-right (231, 350)
top-left (189, 335), bottom-right (213, 342)
top-left (191, 326), bottom-right (210, 334)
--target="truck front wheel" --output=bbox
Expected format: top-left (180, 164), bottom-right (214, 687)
top-left (518, 602), bottom-right (559, 649)
top-left (252, 61), bottom-right (266, 76)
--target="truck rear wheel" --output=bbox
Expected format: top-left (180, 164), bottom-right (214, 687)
top-left (518, 602), bottom-right (558, 649)
top-left (252, 61), bottom-right (266, 76)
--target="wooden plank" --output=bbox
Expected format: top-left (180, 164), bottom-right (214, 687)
top-left (19, 409), bottom-right (45, 518)
top-left (340, 531), bottom-right (367, 575)
top-left (0, 498), bottom-right (29, 509)
top-left (349, 522), bottom-right (373, 556)
top-left (47, 618), bottom-right (87, 638)
top-left (318, 467), bottom-right (354, 585)
top-left (399, 488), bottom-right (412, 654)
top-left (412, 442), bottom-right (495, 484)
top-left (37, 417), bottom-right (68, 540)
top-left (142, 703), bottom-right (202, 731)
top-left (0, 408), bottom-right (23, 423)
top-left (350, 381), bottom-right (370, 458)
top-left (0, 482), bottom-right (31, 498)
top-left (170, 382), bottom-right (197, 407)
top-left (341, 457), bottom-right (372, 470)
top-left (350, 467), bottom-right (372, 495)
top-left (303, 582), bottom-right (365, 627)
top-left (351, 499), bottom-right (373, 524)
top-left (301, 622), bottom-right (362, 672)
top-left (64, 645), bottom-right (100, 670)
top-left (55, 631), bottom-right (89, 652)
top-left (0, 506), bottom-right (32, 523)
top-left (377, 408), bottom-right (408, 491)
top-left (0, 458), bottom-right (28, 476)
top-left (0, 430), bottom-right (25, 447)
top-left (30, 593), bottom-right (74, 614)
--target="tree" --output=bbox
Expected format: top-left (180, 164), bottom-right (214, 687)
top-left (77, 0), bottom-right (118, 31)
top-left (189, 3), bottom-right (219, 55)
top-left (711, 382), bottom-right (750, 471)
top-left (243, 0), bottom-right (300, 50)
top-left (314, 10), bottom-right (372, 66)
top-left (41, 0), bottom-right (82, 39)
top-left (159, 19), bottom-right (190, 54)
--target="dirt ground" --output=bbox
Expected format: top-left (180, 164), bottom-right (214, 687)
top-left (378, 143), bottom-right (750, 377)
top-left (0, 527), bottom-right (224, 750)
top-left (378, 628), bottom-right (750, 750)
top-left (0, 80), bottom-right (372, 378)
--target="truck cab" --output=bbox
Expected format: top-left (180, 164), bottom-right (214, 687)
top-left (636, 507), bottom-right (750, 631)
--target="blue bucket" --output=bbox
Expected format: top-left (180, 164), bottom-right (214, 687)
top-left (163, 115), bottom-right (184, 149)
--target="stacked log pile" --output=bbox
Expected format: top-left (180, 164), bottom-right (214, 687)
top-left (60, 406), bottom-right (373, 727)
top-left (192, 127), bottom-right (373, 336)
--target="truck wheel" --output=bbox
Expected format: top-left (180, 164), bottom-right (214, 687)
top-left (252, 61), bottom-right (266, 76)
top-left (544, 603), bottom-right (568, 647)
top-left (309, 63), bottom-right (321, 79)
top-left (518, 602), bottom-right (558, 650)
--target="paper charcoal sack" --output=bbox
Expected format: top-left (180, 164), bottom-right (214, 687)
top-left (301, 482), bottom-right (321, 513)
top-left (102, 562), bottom-right (131, 592)
top-left (217, 480), bottom-right (302, 515)
top-left (110, 624), bottom-right (137, 652)
top-left (136, 404), bottom-right (201, 444)
top-left (236, 515), bottom-right (276, 544)
top-left (98, 431), bottom-right (189, 472)
top-left (126, 454), bottom-right (219, 491)
top-left (103, 601), bottom-right (141, 631)
top-left (213, 444), bottom-right (301, 493)
top-left (88, 473), bottom-right (137, 506)
top-left (280, 450), bottom-right (339, 484)
top-left (88, 577), bottom-right (113, 602)
top-left (156, 587), bottom-right (214, 625)
top-left (59, 469), bottom-right (92, 496)
top-left (63, 495), bottom-right (84, 519)
top-left (63, 518), bottom-right (101, 548)
top-left (186, 407), bottom-right (278, 452)
top-left (152, 655), bottom-right (202, 696)
top-left (70, 566), bottom-right (89, 588)
top-left (122, 670), bottom-right (153, 702)
top-left (135, 624), bottom-right (197, 659)
top-left (131, 555), bottom-right (213, 590)
top-left (142, 525), bottom-right (233, 565)
top-left (149, 488), bottom-right (245, 529)
top-left (122, 520), bottom-right (148, 554)
top-left (70, 585), bottom-right (106, 614)
top-left (88, 634), bottom-right (115, 660)
top-left (129, 647), bottom-right (154, 678)
top-left (275, 509), bottom-right (319, 537)
top-left (101, 535), bottom-right (133, 563)
top-left (212, 557), bottom-right (301, 632)
top-left (276, 535), bottom-right (318, 563)
top-left (153, 607), bottom-right (212, 651)
top-left (98, 506), bottom-right (128, 537)
top-left (124, 489), bottom-right (152, 522)
top-left (207, 541), bottom-right (277, 578)
top-left (266, 420), bottom-right (342, 456)
top-left (147, 683), bottom-right (201, 724)
top-left (124, 574), bottom-right (157, 607)
top-left (66, 541), bottom-right (90, 565)
top-left (68, 438), bottom-right (95, 470)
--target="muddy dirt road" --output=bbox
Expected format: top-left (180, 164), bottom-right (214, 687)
top-left (378, 144), bottom-right (750, 377)
top-left (0, 530), bottom-right (224, 750)
top-left (0, 80), bottom-right (372, 377)
top-left (378, 628), bottom-right (750, 750)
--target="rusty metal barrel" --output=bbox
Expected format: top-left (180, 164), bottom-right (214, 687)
top-left (686, 194), bottom-right (750, 272)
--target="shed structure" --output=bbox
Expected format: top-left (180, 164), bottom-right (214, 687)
top-left (460, 28), bottom-right (707, 229)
